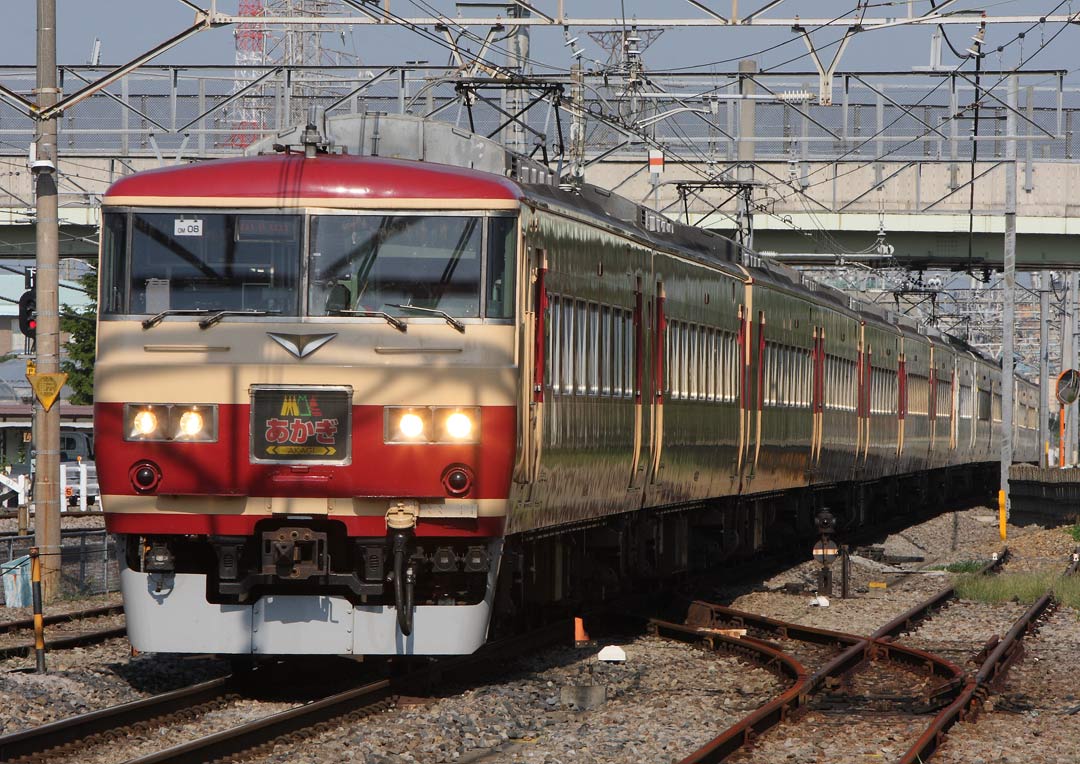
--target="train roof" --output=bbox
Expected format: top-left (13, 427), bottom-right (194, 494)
top-left (102, 153), bottom-right (523, 208)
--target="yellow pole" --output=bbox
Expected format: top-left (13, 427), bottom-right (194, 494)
top-left (30, 547), bottom-right (45, 673)
top-left (998, 490), bottom-right (1008, 542)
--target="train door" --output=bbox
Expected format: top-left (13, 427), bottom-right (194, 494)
top-left (897, 342), bottom-right (907, 462)
top-left (630, 272), bottom-right (652, 492)
top-left (855, 322), bottom-right (869, 468)
top-left (519, 246), bottom-right (547, 499)
top-left (643, 277), bottom-right (665, 491)
top-left (810, 322), bottom-right (825, 472)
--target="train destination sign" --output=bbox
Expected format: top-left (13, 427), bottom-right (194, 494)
top-left (251, 386), bottom-right (351, 465)
top-left (1057, 369), bottom-right (1080, 405)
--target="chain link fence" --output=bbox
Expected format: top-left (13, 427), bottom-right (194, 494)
top-left (0, 530), bottom-right (120, 605)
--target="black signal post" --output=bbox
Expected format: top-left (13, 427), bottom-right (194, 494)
top-left (18, 290), bottom-right (37, 340)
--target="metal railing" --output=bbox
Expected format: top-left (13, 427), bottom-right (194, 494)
top-left (0, 65), bottom-right (1078, 164)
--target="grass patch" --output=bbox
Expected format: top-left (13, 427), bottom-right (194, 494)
top-left (1052, 576), bottom-right (1080, 610)
top-left (955, 572), bottom-right (1055, 605)
top-left (954, 571), bottom-right (1080, 610)
top-left (1067, 524), bottom-right (1080, 543)
top-left (936, 560), bottom-right (989, 574)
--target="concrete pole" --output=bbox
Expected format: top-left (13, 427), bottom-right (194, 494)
top-left (1062, 276), bottom-right (1075, 466)
top-left (737, 59), bottom-right (757, 252)
top-left (505, 7), bottom-right (529, 155)
top-left (1000, 76), bottom-right (1016, 516)
top-left (34, 0), bottom-right (61, 600)
top-left (1072, 272), bottom-right (1080, 463)
top-left (1039, 273), bottom-right (1050, 467)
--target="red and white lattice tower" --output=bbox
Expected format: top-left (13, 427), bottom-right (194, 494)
top-left (228, 0), bottom-right (268, 148)
top-left (229, 0), bottom-right (360, 147)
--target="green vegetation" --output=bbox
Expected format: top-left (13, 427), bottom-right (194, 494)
top-left (60, 272), bottom-right (97, 405)
top-left (1068, 524), bottom-right (1080, 543)
top-left (934, 560), bottom-right (988, 573)
top-left (954, 571), bottom-right (1080, 610)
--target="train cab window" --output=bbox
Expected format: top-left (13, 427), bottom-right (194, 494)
top-left (113, 212), bottom-right (302, 316)
top-left (486, 217), bottom-right (517, 319)
top-left (100, 212), bottom-right (128, 315)
top-left (308, 214), bottom-right (482, 319)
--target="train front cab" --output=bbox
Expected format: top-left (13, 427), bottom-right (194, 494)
top-left (96, 158), bottom-right (525, 656)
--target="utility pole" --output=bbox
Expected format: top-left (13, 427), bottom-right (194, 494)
top-left (33, 0), bottom-right (61, 600)
top-left (999, 75), bottom-right (1016, 521)
top-left (1039, 272), bottom-right (1050, 467)
top-left (737, 59), bottom-right (757, 253)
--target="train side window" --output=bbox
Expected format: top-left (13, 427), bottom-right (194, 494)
top-left (689, 324), bottom-right (699, 400)
top-left (101, 212), bottom-right (129, 314)
top-left (601, 305), bottom-right (612, 396)
top-left (588, 302), bottom-right (600, 396)
top-left (707, 329), bottom-right (718, 402)
top-left (575, 300), bottom-right (587, 395)
top-left (666, 320), bottom-right (676, 398)
top-left (552, 293), bottom-right (561, 395)
top-left (562, 297), bottom-right (574, 395)
top-left (624, 309), bottom-right (634, 399)
top-left (978, 389), bottom-right (991, 421)
top-left (613, 309), bottom-right (624, 397)
top-left (485, 217), bottom-right (517, 319)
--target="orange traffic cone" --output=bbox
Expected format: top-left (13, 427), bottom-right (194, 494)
top-left (574, 617), bottom-right (591, 647)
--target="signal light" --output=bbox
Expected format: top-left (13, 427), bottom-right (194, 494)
top-left (18, 291), bottom-right (36, 339)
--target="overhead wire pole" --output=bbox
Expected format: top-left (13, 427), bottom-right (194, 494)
top-left (1000, 72), bottom-right (1016, 525)
top-left (33, 0), bottom-right (61, 600)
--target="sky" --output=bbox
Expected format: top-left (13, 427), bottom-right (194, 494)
top-left (1, 0), bottom-right (1077, 79)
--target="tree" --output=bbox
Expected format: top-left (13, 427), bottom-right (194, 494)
top-left (60, 272), bottom-right (97, 405)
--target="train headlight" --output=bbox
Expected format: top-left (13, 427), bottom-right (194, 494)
top-left (132, 409), bottom-right (158, 436)
top-left (445, 412), bottom-right (473, 439)
top-left (436, 408), bottom-right (481, 443)
top-left (124, 403), bottom-right (218, 442)
top-left (124, 404), bottom-right (168, 441)
top-left (385, 408), bottom-right (432, 443)
top-left (384, 407), bottom-right (480, 444)
top-left (399, 413), bottom-right (425, 439)
top-left (178, 410), bottom-right (204, 437)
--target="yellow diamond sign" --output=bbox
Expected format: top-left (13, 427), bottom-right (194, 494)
top-left (27, 372), bottom-right (67, 412)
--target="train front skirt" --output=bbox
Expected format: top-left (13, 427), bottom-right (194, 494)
top-left (118, 540), bottom-right (503, 655)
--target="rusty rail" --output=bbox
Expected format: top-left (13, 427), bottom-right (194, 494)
top-left (674, 546), bottom-right (1011, 763)
top-left (897, 547), bottom-right (1080, 764)
top-left (650, 619), bottom-right (809, 763)
top-left (873, 546), bottom-right (1009, 641)
top-left (675, 600), bottom-right (966, 764)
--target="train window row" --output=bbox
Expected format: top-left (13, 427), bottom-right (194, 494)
top-left (870, 367), bottom-right (899, 415)
top-left (666, 320), bottom-right (739, 403)
top-left (547, 294), bottom-right (635, 399)
top-left (763, 342), bottom-right (812, 408)
top-left (825, 356), bottom-right (858, 412)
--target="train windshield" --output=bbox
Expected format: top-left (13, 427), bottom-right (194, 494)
top-left (308, 215), bottom-right (508, 319)
top-left (101, 212), bottom-right (303, 316)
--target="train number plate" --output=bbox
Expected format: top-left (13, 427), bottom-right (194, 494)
top-left (250, 386), bottom-right (352, 465)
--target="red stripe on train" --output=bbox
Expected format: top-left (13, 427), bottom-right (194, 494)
top-left (105, 512), bottom-right (505, 538)
top-left (94, 403), bottom-right (516, 499)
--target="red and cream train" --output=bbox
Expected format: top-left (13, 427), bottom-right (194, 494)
top-left (95, 135), bottom-right (1037, 655)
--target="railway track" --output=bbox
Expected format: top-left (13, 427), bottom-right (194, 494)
top-left (0, 604), bottom-right (125, 661)
top-left (659, 545), bottom-right (1078, 764)
top-left (0, 620), bottom-right (569, 764)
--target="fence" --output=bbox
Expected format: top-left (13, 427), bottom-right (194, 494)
top-left (0, 529), bottom-right (119, 605)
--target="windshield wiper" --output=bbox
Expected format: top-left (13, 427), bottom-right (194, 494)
top-left (199, 309), bottom-right (279, 329)
top-left (333, 309), bottom-right (408, 333)
top-left (387, 304), bottom-right (465, 334)
top-left (141, 309), bottom-right (214, 330)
